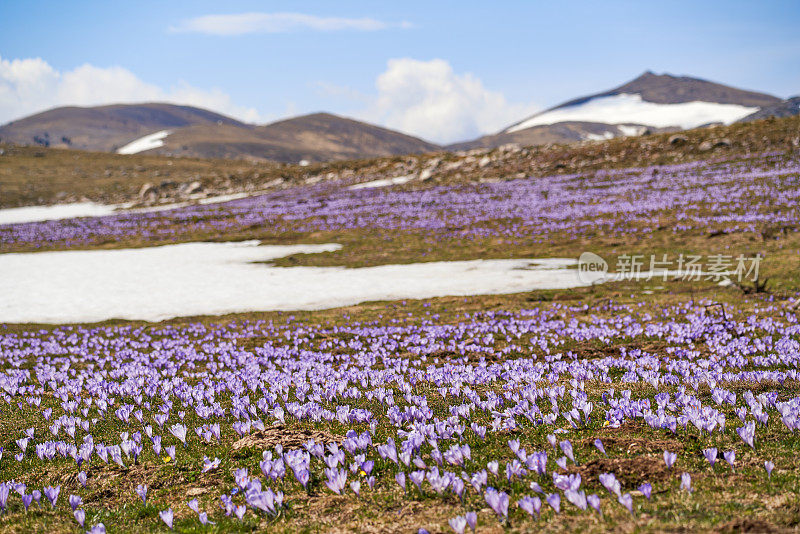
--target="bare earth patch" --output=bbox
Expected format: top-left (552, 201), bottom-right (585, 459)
top-left (232, 425), bottom-right (340, 451)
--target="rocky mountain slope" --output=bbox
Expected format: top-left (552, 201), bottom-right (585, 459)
top-left (451, 72), bottom-right (782, 150)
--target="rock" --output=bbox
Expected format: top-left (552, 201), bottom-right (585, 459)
top-left (668, 135), bottom-right (688, 146)
top-left (698, 140), bottom-right (714, 152)
top-left (419, 168), bottom-right (434, 181)
top-left (713, 138), bottom-right (732, 149)
top-left (499, 143), bottom-right (522, 153)
top-left (478, 156), bottom-right (492, 168)
top-left (139, 183), bottom-right (157, 199)
top-left (426, 157), bottom-right (442, 168)
top-left (184, 181), bottom-right (203, 195)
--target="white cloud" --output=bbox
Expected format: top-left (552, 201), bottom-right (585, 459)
top-left (358, 58), bottom-right (538, 144)
top-left (0, 55), bottom-right (261, 125)
top-left (171, 12), bottom-right (408, 36)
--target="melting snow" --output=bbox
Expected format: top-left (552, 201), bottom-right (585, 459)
top-left (506, 94), bottom-right (758, 133)
top-left (117, 130), bottom-right (171, 155)
top-left (617, 124), bottom-right (647, 137)
top-left (0, 241), bottom-right (610, 323)
top-left (584, 131), bottom-right (615, 141)
top-left (0, 202), bottom-right (119, 225)
top-left (348, 175), bottom-right (415, 190)
top-left (0, 190), bottom-right (279, 226)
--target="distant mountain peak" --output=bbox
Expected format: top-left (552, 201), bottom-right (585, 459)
top-left (450, 72), bottom-right (781, 151)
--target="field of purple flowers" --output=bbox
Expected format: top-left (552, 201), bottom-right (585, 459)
top-left (2, 153), bottom-right (799, 262)
top-left (1, 292), bottom-right (799, 532)
top-left (2, 148), bottom-right (800, 532)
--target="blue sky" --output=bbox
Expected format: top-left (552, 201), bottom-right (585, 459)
top-left (1, 0), bottom-right (798, 143)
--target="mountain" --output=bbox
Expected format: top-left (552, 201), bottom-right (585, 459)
top-left (0, 103), bottom-right (244, 152)
top-left (738, 96), bottom-right (800, 122)
top-left (0, 104), bottom-right (439, 163)
top-left (1, 72), bottom-right (786, 160)
top-left (156, 112), bottom-right (441, 162)
top-left (452, 71), bottom-right (782, 150)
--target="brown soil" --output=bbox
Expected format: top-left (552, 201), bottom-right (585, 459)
top-left (714, 518), bottom-right (787, 533)
top-left (571, 456), bottom-right (677, 488)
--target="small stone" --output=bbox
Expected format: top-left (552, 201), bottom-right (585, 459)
top-left (668, 135), bottom-right (688, 146)
top-left (713, 138), bottom-right (732, 148)
top-left (185, 181), bottom-right (203, 195)
top-left (139, 183), bottom-right (157, 199)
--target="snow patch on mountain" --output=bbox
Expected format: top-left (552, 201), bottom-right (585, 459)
top-left (117, 130), bottom-right (171, 155)
top-left (507, 94), bottom-right (758, 133)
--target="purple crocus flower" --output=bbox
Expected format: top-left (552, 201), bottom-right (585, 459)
top-left (198, 512), bottom-right (215, 525)
top-left (594, 439), bottom-right (606, 456)
top-left (295, 468), bottom-right (310, 489)
top-left (487, 460), bottom-right (499, 476)
top-left (546, 493), bottom-right (561, 514)
top-left (565, 489), bottom-right (588, 510)
top-left (599, 473), bottom-right (621, 497)
top-left (765, 461), bottom-right (775, 479)
top-left (21, 494), bottom-right (33, 511)
top-left (680, 473), bottom-right (692, 492)
top-left (587, 494), bottom-right (602, 515)
top-left (395, 472), bottom-right (407, 491)
top-left (136, 484), bottom-right (147, 504)
top-left (484, 488), bottom-right (509, 519)
top-left (88, 523), bottom-right (106, 534)
top-left (638, 483), bottom-right (652, 500)
top-left (518, 495), bottom-right (540, 517)
top-left (723, 450), bottom-right (736, 470)
top-left (736, 422), bottom-right (756, 449)
top-left (465, 511), bottom-right (477, 532)
top-left (202, 456), bottom-right (220, 473)
top-left (702, 448), bottom-right (717, 467)
top-left (69, 494), bottom-right (82, 511)
top-left (234, 505), bottom-right (246, 520)
top-left (160, 508), bottom-right (174, 529)
top-left (78, 471), bottom-right (87, 487)
top-left (0, 485), bottom-right (8, 511)
top-left (43, 486), bottom-right (60, 508)
top-left (448, 515), bottom-right (467, 534)
top-left (560, 440), bottom-right (575, 464)
top-left (170, 424), bottom-right (188, 446)
top-left (618, 493), bottom-right (633, 514)
top-left (74, 509), bottom-right (85, 527)
top-left (663, 451), bottom-right (677, 469)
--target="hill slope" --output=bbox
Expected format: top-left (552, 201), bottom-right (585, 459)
top-left (0, 104), bottom-right (440, 163)
top-left (739, 96), bottom-right (800, 122)
top-left (0, 103), bottom-right (245, 152)
top-left (158, 112), bottom-right (441, 162)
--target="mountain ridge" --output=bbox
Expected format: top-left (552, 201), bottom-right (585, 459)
top-left (0, 71), bottom-right (789, 160)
